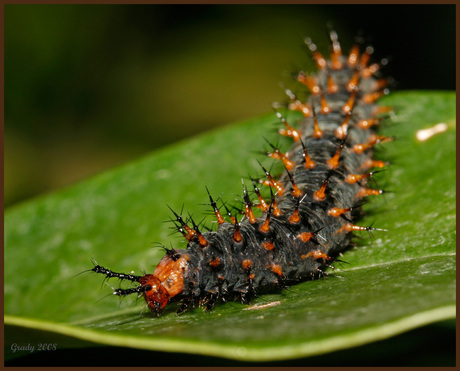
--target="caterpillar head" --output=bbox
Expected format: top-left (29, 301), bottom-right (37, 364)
top-left (138, 274), bottom-right (170, 314)
top-left (140, 251), bottom-right (189, 315)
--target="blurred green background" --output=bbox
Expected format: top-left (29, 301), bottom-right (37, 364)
top-left (5, 4), bottom-right (455, 208)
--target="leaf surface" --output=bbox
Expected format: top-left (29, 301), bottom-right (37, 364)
top-left (5, 91), bottom-right (456, 362)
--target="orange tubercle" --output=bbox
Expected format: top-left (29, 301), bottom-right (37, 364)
top-left (373, 78), bottom-right (389, 91)
top-left (359, 46), bottom-right (373, 68)
top-left (328, 206), bottom-right (352, 218)
top-left (268, 264), bottom-right (284, 277)
top-left (262, 174), bottom-right (285, 197)
top-left (361, 63), bottom-right (380, 78)
top-left (312, 51), bottom-right (327, 69)
top-left (346, 71), bottom-right (360, 92)
top-left (259, 214), bottom-right (271, 233)
top-left (262, 241), bottom-right (275, 251)
top-left (331, 49), bottom-right (343, 70)
top-left (312, 111), bottom-right (324, 139)
top-left (359, 158), bottom-right (389, 171)
top-left (304, 250), bottom-right (333, 261)
top-left (289, 100), bottom-right (312, 117)
top-left (297, 72), bottom-right (320, 95)
top-left (285, 169), bottom-right (303, 198)
top-left (352, 143), bottom-right (372, 154)
top-left (209, 257), bottom-right (221, 268)
top-left (335, 113), bottom-right (352, 140)
top-left (329, 30), bottom-right (343, 70)
top-left (336, 222), bottom-right (369, 234)
top-left (214, 211), bottom-right (226, 226)
top-left (327, 74), bottom-right (339, 94)
top-left (355, 187), bottom-right (383, 199)
top-left (244, 203), bottom-right (257, 224)
top-left (347, 44), bottom-right (360, 67)
top-left (228, 213), bottom-right (236, 224)
top-left (301, 139), bottom-right (316, 170)
top-left (297, 231), bottom-right (314, 243)
top-left (278, 117), bottom-right (301, 142)
top-left (357, 118), bottom-right (380, 130)
top-left (289, 208), bottom-right (300, 224)
top-left (354, 134), bottom-right (392, 154)
top-left (342, 89), bottom-right (357, 113)
top-left (327, 143), bottom-right (344, 170)
top-left (292, 182), bottom-right (303, 198)
top-left (271, 198), bottom-right (282, 217)
top-left (267, 149), bottom-right (295, 171)
top-left (314, 178), bottom-right (328, 202)
top-left (198, 233), bottom-right (209, 247)
top-left (253, 184), bottom-right (269, 212)
top-left (233, 229), bottom-right (243, 243)
top-left (320, 92), bottom-right (331, 114)
top-left (362, 90), bottom-right (385, 104)
top-left (345, 173), bottom-right (371, 184)
top-left (183, 225), bottom-right (197, 240)
top-left (242, 259), bottom-right (253, 270)
top-left (373, 105), bottom-right (393, 115)
top-left (304, 155), bottom-right (316, 170)
top-left (206, 188), bottom-right (226, 226)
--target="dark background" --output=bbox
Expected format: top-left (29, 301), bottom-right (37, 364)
top-left (4, 4), bottom-right (456, 366)
top-left (5, 4), bottom-right (455, 208)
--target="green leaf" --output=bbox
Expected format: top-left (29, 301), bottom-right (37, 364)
top-left (5, 91), bottom-right (456, 363)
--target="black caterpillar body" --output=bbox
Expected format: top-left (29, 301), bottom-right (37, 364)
top-left (91, 31), bottom-right (390, 315)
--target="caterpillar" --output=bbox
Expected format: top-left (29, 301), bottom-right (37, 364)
top-left (90, 30), bottom-right (391, 316)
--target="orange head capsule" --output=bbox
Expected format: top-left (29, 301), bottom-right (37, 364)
top-left (142, 253), bottom-right (189, 314)
top-left (138, 274), bottom-right (170, 314)
top-left (94, 251), bottom-right (189, 316)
